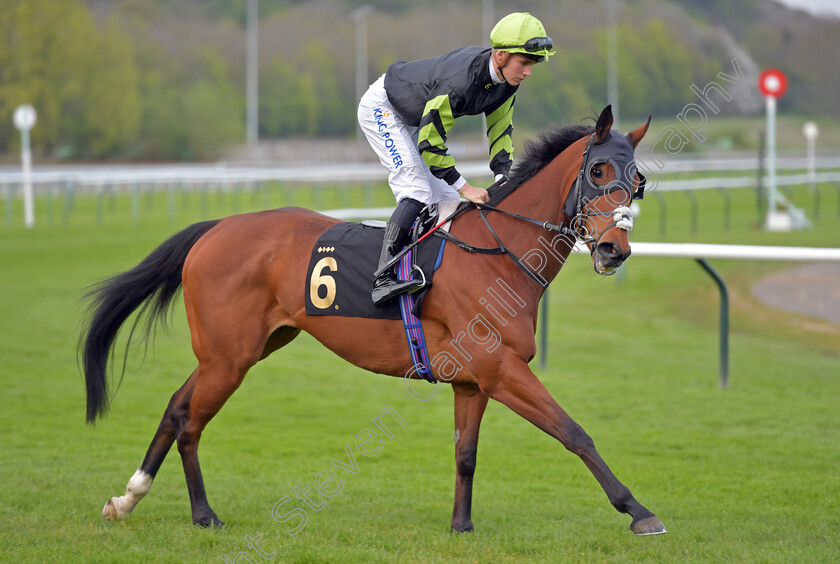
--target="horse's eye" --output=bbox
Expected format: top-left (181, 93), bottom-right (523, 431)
top-left (591, 167), bottom-right (604, 179)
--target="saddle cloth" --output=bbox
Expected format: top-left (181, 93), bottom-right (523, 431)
top-left (304, 221), bottom-right (446, 320)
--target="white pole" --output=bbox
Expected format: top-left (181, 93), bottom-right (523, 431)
top-left (13, 104), bottom-right (37, 229)
top-left (765, 95), bottom-right (777, 217)
top-left (246, 0), bottom-right (259, 145)
top-left (803, 121), bottom-right (818, 191)
top-left (22, 128), bottom-right (34, 229)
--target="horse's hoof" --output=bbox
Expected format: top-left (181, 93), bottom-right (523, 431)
top-left (102, 498), bottom-right (121, 521)
top-left (630, 515), bottom-right (667, 536)
top-left (193, 513), bottom-right (225, 527)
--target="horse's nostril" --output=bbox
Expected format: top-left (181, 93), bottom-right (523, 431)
top-left (597, 243), bottom-right (621, 259)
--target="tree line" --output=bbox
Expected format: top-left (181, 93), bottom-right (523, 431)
top-left (0, 0), bottom-right (832, 161)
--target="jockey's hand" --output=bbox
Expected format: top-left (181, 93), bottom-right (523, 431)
top-left (458, 182), bottom-right (490, 204)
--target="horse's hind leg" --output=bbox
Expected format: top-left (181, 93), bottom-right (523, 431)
top-left (103, 363), bottom-right (246, 526)
top-left (176, 325), bottom-right (301, 526)
top-left (450, 383), bottom-right (489, 533)
top-left (102, 324), bottom-right (301, 524)
top-left (102, 361), bottom-right (255, 526)
top-left (102, 369), bottom-right (200, 521)
top-left (174, 361), bottom-right (249, 526)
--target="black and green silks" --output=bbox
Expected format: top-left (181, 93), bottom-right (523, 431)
top-left (384, 46), bottom-right (518, 185)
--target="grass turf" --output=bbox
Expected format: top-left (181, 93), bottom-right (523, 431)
top-left (0, 181), bottom-right (839, 563)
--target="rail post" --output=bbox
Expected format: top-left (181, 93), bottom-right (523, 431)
top-left (696, 259), bottom-right (729, 389)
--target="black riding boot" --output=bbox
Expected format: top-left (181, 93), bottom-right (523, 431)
top-left (372, 222), bottom-right (423, 306)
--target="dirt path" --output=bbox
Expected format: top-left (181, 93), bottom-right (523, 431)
top-left (752, 263), bottom-right (840, 325)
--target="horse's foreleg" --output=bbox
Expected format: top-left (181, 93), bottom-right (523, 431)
top-left (451, 383), bottom-right (489, 533)
top-left (487, 361), bottom-right (666, 535)
top-left (102, 371), bottom-right (198, 522)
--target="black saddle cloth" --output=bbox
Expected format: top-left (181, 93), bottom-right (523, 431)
top-left (304, 221), bottom-right (445, 320)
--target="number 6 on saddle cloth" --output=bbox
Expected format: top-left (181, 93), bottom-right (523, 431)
top-left (304, 210), bottom-right (446, 382)
top-left (303, 211), bottom-right (444, 317)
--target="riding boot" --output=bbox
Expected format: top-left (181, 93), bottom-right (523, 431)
top-left (372, 222), bottom-right (423, 306)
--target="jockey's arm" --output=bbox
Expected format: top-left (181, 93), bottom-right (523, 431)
top-left (486, 96), bottom-right (515, 181)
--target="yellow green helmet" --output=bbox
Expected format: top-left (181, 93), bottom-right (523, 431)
top-left (490, 12), bottom-right (555, 62)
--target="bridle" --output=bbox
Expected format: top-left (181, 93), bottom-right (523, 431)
top-left (563, 132), bottom-right (646, 251)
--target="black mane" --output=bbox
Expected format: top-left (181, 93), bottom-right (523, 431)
top-left (487, 124), bottom-right (594, 206)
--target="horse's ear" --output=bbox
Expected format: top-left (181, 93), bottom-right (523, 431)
top-left (628, 115), bottom-right (652, 149)
top-left (595, 105), bottom-right (613, 142)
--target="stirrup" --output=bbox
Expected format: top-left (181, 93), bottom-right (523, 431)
top-left (407, 265), bottom-right (427, 291)
top-left (372, 277), bottom-right (423, 307)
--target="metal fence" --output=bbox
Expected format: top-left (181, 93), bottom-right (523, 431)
top-left (2, 154), bottom-right (839, 228)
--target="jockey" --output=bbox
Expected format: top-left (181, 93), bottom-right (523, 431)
top-left (358, 12), bottom-right (555, 306)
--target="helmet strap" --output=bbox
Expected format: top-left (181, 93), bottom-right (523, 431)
top-left (495, 50), bottom-right (511, 83)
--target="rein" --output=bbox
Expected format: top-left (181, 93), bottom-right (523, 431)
top-left (374, 199), bottom-right (562, 287)
top-left (433, 204), bottom-right (553, 287)
top-left (419, 194), bottom-right (580, 288)
top-left (434, 195), bottom-right (634, 286)
top-left (377, 132), bottom-right (640, 285)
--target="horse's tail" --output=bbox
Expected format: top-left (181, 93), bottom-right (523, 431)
top-left (80, 219), bottom-right (220, 424)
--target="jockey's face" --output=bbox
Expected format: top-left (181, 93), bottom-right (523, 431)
top-left (494, 52), bottom-right (536, 86)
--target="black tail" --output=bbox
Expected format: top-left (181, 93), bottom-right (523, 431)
top-left (80, 220), bottom-right (220, 424)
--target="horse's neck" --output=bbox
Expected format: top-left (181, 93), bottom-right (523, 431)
top-left (506, 140), bottom-right (582, 224)
top-left (496, 149), bottom-right (580, 283)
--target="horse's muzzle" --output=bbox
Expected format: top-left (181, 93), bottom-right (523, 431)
top-left (594, 242), bottom-right (631, 275)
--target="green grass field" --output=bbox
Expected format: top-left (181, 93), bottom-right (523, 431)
top-left (1, 178), bottom-right (839, 563)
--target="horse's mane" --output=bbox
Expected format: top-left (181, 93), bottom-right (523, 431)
top-left (487, 124), bottom-right (594, 206)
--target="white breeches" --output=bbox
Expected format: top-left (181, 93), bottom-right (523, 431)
top-left (357, 74), bottom-right (461, 206)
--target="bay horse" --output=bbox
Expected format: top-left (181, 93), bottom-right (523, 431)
top-left (81, 105), bottom-right (667, 536)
